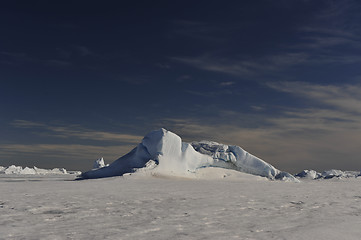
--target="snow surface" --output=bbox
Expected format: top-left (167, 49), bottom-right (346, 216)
top-left (81, 128), bottom-right (297, 181)
top-left (0, 165), bottom-right (80, 175)
top-left (1, 173), bottom-right (361, 240)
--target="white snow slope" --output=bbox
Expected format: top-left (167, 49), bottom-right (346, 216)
top-left (81, 128), bottom-right (296, 181)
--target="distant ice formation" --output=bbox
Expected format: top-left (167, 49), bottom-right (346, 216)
top-left (93, 157), bottom-right (106, 169)
top-left (295, 170), bottom-right (322, 179)
top-left (296, 169), bottom-right (359, 179)
top-left (321, 169), bottom-right (359, 179)
top-left (0, 165), bottom-right (80, 175)
top-left (81, 128), bottom-right (298, 181)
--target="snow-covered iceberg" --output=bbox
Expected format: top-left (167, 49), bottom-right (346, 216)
top-left (0, 165), bottom-right (80, 175)
top-left (81, 128), bottom-right (298, 181)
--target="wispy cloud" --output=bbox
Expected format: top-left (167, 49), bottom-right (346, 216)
top-left (0, 143), bottom-right (129, 159)
top-left (296, 36), bottom-right (361, 51)
top-left (172, 20), bottom-right (230, 43)
top-left (12, 120), bottom-right (143, 143)
top-left (172, 34), bottom-right (361, 78)
top-left (176, 75), bottom-right (192, 82)
top-left (219, 81), bottom-right (236, 86)
top-left (171, 56), bottom-right (254, 77)
top-left (74, 45), bottom-right (94, 56)
top-left (45, 59), bottom-right (72, 66)
top-left (0, 51), bottom-right (37, 64)
top-left (172, 1), bottom-right (361, 78)
top-left (1, 45), bottom-right (96, 68)
top-left (316, 0), bottom-right (359, 20)
top-left (186, 89), bottom-right (235, 97)
top-left (0, 51), bottom-right (73, 67)
top-left (172, 53), bottom-right (309, 77)
top-left (1, 51), bottom-right (28, 58)
top-left (155, 63), bottom-right (171, 69)
top-left (300, 27), bottom-right (356, 38)
top-left (268, 81), bottom-right (361, 114)
top-left (117, 75), bottom-right (150, 85)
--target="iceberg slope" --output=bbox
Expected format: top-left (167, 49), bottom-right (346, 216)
top-left (81, 128), bottom-right (296, 181)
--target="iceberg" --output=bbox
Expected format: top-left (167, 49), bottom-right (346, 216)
top-left (81, 128), bottom-right (298, 181)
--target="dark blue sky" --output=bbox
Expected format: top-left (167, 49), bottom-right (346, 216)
top-left (1, 0), bottom-right (361, 172)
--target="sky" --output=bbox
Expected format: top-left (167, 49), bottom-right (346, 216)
top-left (1, 0), bottom-right (361, 173)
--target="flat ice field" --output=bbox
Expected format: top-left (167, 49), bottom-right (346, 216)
top-left (1, 172), bottom-right (361, 240)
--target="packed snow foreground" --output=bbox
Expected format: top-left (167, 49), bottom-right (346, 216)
top-left (81, 128), bottom-right (298, 181)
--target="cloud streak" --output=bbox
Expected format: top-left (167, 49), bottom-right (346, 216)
top-left (0, 143), bottom-right (132, 158)
top-left (171, 2), bottom-right (361, 79)
top-left (172, 53), bottom-right (309, 77)
top-left (268, 81), bottom-right (361, 115)
top-left (12, 120), bottom-right (143, 144)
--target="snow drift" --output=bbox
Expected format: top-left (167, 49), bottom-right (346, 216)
top-left (81, 128), bottom-right (297, 181)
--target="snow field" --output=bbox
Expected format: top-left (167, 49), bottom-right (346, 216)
top-left (1, 174), bottom-right (361, 240)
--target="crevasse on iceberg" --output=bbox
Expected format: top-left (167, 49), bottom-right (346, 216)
top-left (81, 128), bottom-right (296, 181)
